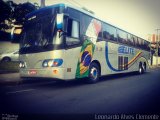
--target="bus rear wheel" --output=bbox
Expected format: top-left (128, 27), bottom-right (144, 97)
top-left (143, 62), bottom-right (146, 73)
top-left (138, 63), bottom-right (144, 74)
top-left (87, 63), bottom-right (100, 83)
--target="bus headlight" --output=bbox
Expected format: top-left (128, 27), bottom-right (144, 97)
top-left (48, 60), bottom-right (53, 67)
top-left (42, 60), bottom-right (48, 67)
top-left (42, 59), bottom-right (63, 67)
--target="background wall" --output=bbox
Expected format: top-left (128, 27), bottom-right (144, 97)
top-left (152, 56), bottom-right (160, 65)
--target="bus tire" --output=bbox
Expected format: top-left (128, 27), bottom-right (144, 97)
top-left (138, 63), bottom-right (144, 74)
top-left (143, 62), bottom-right (146, 73)
top-left (87, 62), bottom-right (100, 83)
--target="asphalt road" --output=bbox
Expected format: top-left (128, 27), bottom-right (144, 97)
top-left (0, 68), bottom-right (160, 120)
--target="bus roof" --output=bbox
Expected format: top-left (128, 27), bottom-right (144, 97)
top-left (26, 3), bottom-right (96, 20)
top-left (26, 3), bottom-right (149, 42)
top-left (26, 3), bottom-right (65, 19)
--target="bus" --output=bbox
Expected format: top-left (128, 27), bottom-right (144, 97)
top-left (19, 3), bottom-right (150, 83)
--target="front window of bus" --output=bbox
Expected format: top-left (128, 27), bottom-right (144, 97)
top-left (20, 7), bottom-right (64, 54)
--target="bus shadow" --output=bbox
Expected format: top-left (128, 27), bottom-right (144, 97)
top-left (99, 71), bottom-right (142, 82)
top-left (20, 77), bottom-right (87, 88)
top-left (99, 71), bottom-right (151, 85)
top-left (24, 71), bottom-right (149, 89)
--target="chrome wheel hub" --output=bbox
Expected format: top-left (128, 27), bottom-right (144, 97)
top-left (139, 67), bottom-right (142, 74)
top-left (90, 67), bottom-right (98, 80)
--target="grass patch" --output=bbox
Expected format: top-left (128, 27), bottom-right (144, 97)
top-left (0, 61), bottom-right (19, 73)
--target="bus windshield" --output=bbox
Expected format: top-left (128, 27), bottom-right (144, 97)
top-left (20, 7), bottom-right (64, 54)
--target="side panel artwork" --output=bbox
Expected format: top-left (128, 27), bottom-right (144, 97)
top-left (105, 42), bottom-right (148, 73)
top-left (76, 19), bottom-right (101, 78)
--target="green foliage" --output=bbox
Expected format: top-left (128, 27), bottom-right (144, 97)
top-left (0, 0), bottom-right (39, 42)
top-left (0, 0), bottom-right (39, 29)
top-left (0, 0), bottom-right (11, 23)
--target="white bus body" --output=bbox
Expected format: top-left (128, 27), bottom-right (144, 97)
top-left (19, 4), bottom-right (150, 83)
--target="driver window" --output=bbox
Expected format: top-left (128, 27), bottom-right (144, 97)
top-left (66, 18), bottom-right (80, 46)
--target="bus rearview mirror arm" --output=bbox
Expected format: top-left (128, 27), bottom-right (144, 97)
top-left (58, 30), bottom-right (67, 38)
top-left (56, 13), bottom-right (69, 38)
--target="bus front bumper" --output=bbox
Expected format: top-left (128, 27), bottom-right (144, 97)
top-left (20, 67), bottom-right (66, 80)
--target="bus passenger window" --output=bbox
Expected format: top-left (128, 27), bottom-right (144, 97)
top-left (136, 38), bottom-right (140, 48)
top-left (103, 23), bottom-right (117, 42)
top-left (117, 29), bottom-right (127, 44)
top-left (133, 36), bottom-right (137, 47)
top-left (141, 39), bottom-right (145, 49)
top-left (127, 34), bottom-right (133, 46)
top-left (137, 38), bottom-right (140, 48)
top-left (144, 41), bottom-right (150, 51)
top-left (66, 18), bottom-right (80, 46)
top-left (97, 31), bottom-right (103, 41)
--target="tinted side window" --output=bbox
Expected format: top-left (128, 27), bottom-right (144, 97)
top-left (144, 41), bottom-right (150, 51)
top-left (137, 38), bottom-right (142, 48)
top-left (103, 23), bottom-right (117, 41)
top-left (67, 7), bottom-right (80, 20)
top-left (133, 36), bottom-right (137, 47)
top-left (147, 41), bottom-right (150, 51)
top-left (80, 14), bottom-right (92, 42)
top-left (141, 39), bottom-right (145, 50)
top-left (117, 29), bottom-right (127, 44)
top-left (97, 22), bottom-right (103, 41)
top-left (127, 34), bottom-right (134, 46)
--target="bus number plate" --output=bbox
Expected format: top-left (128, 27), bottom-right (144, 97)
top-left (28, 70), bottom-right (37, 75)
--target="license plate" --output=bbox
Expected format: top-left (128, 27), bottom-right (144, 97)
top-left (28, 70), bottom-right (37, 75)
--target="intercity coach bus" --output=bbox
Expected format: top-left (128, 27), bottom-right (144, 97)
top-left (19, 3), bottom-right (150, 83)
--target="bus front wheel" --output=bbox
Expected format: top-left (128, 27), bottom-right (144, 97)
top-left (87, 63), bottom-right (100, 83)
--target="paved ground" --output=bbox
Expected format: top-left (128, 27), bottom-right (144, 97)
top-left (0, 73), bottom-right (20, 84)
top-left (0, 68), bottom-right (160, 120)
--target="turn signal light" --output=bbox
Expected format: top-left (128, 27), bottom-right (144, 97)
top-left (53, 70), bottom-right (58, 74)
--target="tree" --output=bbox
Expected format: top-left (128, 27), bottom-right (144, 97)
top-left (0, 0), bottom-right (39, 42)
top-left (0, 0), bottom-right (11, 23)
top-left (12, 2), bottom-right (39, 25)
